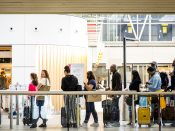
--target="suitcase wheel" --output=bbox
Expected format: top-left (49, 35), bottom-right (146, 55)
top-left (139, 124), bottom-right (141, 128)
top-left (148, 124), bottom-right (151, 128)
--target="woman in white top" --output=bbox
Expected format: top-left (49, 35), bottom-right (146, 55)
top-left (30, 70), bottom-right (50, 128)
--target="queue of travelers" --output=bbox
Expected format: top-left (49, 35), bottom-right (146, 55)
top-left (1, 58), bottom-right (175, 129)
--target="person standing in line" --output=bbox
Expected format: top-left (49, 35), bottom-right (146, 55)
top-left (61, 65), bottom-right (78, 128)
top-left (30, 70), bottom-right (50, 128)
top-left (146, 67), bottom-right (161, 125)
top-left (169, 59), bottom-right (175, 90)
top-left (127, 70), bottom-right (141, 125)
top-left (106, 64), bottom-right (122, 128)
top-left (28, 73), bottom-right (38, 124)
top-left (168, 59), bottom-right (175, 127)
top-left (82, 71), bottom-right (99, 127)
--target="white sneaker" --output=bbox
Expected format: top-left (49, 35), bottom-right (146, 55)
top-left (90, 122), bottom-right (99, 127)
top-left (111, 122), bottom-right (120, 127)
top-left (105, 123), bottom-right (113, 128)
top-left (82, 122), bottom-right (88, 128)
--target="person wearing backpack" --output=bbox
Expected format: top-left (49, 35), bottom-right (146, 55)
top-left (61, 65), bottom-right (78, 128)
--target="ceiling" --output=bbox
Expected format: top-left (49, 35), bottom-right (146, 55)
top-left (0, 0), bottom-right (175, 13)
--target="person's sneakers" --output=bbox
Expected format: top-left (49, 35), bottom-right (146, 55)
top-left (39, 123), bottom-right (47, 128)
top-left (30, 124), bottom-right (37, 128)
top-left (127, 122), bottom-right (132, 125)
top-left (111, 122), bottom-right (120, 127)
top-left (90, 122), bottom-right (99, 127)
top-left (105, 123), bottom-right (113, 128)
top-left (82, 122), bottom-right (88, 128)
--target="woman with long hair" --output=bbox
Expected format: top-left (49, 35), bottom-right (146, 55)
top-left (28, 73), bottom-right (38, 124)
top-left (128, 70), bottom-right (141, 125)
top-left (30, 70), bottom-right (50, 128)
top-left (82, 71), bottom-right (99, 127)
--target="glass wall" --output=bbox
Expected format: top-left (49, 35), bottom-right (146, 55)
top-left (72, 14), bottom-right (175, 44)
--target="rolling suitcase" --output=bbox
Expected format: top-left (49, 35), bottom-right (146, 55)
top-left (102, 99), bottom-right (112, 126)
top-left (138, 96), bottom-right (151, 127)
top-left (23, 98), bottom-right (33, 126)
top-left (138, 107), bottom-right (151, 127)
top-left (61, 105), bottom-right (80, 128)
top-left (162, 106), bottom-right (175, 126)
top-left (61, 107), bottom-right (67, 128)
top-left (23, 106), bottom-right (31, 125)
top-left (162, 96), bottom-right (175, 126)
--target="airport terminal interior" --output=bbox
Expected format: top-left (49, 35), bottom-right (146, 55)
top-left (0, 1), bottom-right (175, 131)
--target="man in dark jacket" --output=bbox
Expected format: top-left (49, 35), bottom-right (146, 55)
top-left (61, 65), bottom-right (78, 128)
top-left (170, 59), bottom-right (175, 90)
top-left (106, 64), bottom-right (122, 128)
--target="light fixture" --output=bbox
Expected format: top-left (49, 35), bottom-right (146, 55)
top-left (127, 24), bottom-right (133, 34)
top-left (34, 27), bottom-right (38, 32)
top-left (9, 27), bottom-right (13, 32)
top-left (75, 29), bottom-right (78, 33)
top-left (161, 24), bottom-right (168, 34)
top-left (59, 28), bottom-right (63, 32)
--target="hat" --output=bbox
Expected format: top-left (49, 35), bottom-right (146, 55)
top-left (151, 61), bottom-right (157, 67)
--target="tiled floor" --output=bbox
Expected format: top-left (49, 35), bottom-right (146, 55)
top-left (0, 110), bottom-right (175, 131)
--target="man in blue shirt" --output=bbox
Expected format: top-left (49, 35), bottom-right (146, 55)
top-left (146, 66), bottom-right (162, 125)
top-left (147, 67), bottom-right (162, 92)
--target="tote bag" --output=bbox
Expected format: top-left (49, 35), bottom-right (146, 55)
top-left (37, 79), bottom-right (50, 100)
top-left (87, 94), bottom-right (102, 102)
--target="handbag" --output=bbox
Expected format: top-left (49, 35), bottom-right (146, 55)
top-left (87, 94), bottom-right (102, 102)
top-left (37, 79), bottom-right (50, 100)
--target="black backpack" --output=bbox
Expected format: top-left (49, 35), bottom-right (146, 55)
top-left (160, 72), bottom-right (169, 89)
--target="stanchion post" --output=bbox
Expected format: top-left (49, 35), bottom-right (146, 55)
top-left (67, 95), bottom-right (69, 131)
top-left (158, 94), bottom-right (161, 131)
top-left (132, 94), bottom-right (135, 128)
top-left (10, 95), bottom-right (13, 129)
top-left (77, 95), bottom-right (80, 128)
top-left (0, 95), bottom-right (1, 125)
top-left (16, 94), bottom-right (19, 125)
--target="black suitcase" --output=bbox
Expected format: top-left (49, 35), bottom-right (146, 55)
top-left (61, 107), bottom-right (67, 128)
top-left (162, 106), bottom-right (175, 126)
top-left (23, 98), bottom-right (33, 126)
top-left (23, 106), bottom-right (32, 125)
top-left (102, 100), bottom-right (112, 126)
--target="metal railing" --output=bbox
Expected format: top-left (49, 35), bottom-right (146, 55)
top-left (0, 90), bottom-right (175, 131)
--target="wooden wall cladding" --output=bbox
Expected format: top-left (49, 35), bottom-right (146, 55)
top-left (0, 0), bottom-right (175, 13)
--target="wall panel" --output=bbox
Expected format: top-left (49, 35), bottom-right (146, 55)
top-left (1, 0), bottom-right (175, 13)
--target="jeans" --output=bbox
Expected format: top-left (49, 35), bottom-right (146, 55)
top-left (151, 96), bottom-right (158, 123)
top-left (33, 100), bottom-right (47, 124)
top-left (111, 96), bottom-right (120, 123)
top-left (84, 102), bottom-right (98, 123)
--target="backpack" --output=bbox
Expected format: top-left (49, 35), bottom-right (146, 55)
top-left (160, 72), bottom-right (169, 89)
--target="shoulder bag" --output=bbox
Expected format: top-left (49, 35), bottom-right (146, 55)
top-left (37, 79), bottom-right (51, 100)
